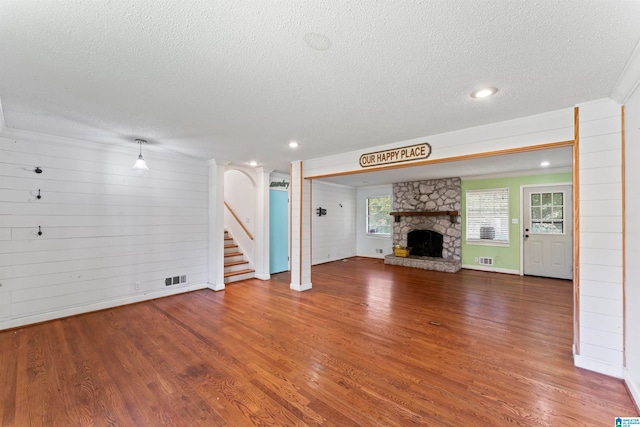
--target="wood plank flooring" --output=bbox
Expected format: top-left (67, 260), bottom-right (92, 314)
top-left (1, 257), bottom-right (637, 426)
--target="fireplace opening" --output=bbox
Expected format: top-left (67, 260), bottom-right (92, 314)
top-left (407, 230), bottom-right (443, 258)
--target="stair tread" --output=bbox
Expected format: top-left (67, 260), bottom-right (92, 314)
top-left (224, 269), bottom-right (254, 278)
top-left (224, 252), bottom-right (243, 258)
top-left (224, 244), bottom-right (238, 248)
top-left (224, 260), bottom-right (249, 267)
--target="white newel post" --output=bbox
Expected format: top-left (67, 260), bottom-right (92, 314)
top-left (289, 161), bottom-right (312, 291)
top-left (207, 159), bottom-right (226, 291)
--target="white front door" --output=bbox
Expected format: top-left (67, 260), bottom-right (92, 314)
top-left (523, 185), bottom-right (573, 279)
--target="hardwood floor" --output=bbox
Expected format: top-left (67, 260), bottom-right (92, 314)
top-left (1, 258), bottom-right (637, 426)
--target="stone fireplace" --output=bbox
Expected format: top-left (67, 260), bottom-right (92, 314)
top-left (384, 177), bottom-right (462, 273)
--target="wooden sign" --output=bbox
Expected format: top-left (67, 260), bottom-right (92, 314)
top-left (359, 143), bottom-right (431, 168)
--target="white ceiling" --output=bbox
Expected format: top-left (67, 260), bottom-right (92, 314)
top-left (1, 1), bottom-right (639, 177)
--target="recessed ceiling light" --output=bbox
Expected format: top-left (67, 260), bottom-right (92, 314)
top-left (303, 33), bottom-right (332, 51)
top-left (540, 161), bottom-right (550, 167)
top-left (470, 87), bottom-right (498, 98)
top-left (248, 161), bottom-right (258, 167)
top-left (289, 141), bottom-right (299, 148)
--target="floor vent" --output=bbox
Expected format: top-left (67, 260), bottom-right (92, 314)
top-left (479, 257), bottom-right (494, 266)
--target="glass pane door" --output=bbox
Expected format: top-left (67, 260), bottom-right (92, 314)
top-left (530, 192), bottom-right (564, 234)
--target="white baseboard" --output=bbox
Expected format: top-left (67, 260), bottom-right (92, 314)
top-left (0, 283), bottom-right (209, 331)
top-left (624, 368), bottom-right (640, 411)
top-left (207, 282), bottom-right (226, 291)
top-left (255, 273), bottom-right (270, 280)
top-left (461, 265), bottom-right (520, 275)
top-left (290, 282), bottom-right (312, 292)
top-left (574, 353), bottom-right (624, 379)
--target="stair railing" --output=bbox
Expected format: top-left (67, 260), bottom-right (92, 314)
top-left (224, 201), bottom-right (254, 240)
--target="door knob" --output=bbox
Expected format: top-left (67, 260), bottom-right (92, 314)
top-left (525, 234), bottom-right (529, 238)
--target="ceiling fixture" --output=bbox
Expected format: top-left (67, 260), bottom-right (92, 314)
top-left (470, 87), bottom-right (498, 98)
top-left (248, 161), bottom-right (258, 167)
top-left (540, 161), bottom-right (550, 167)
top-left (303, 32), bottom-right (332, 51)
top-left (289, 141), bottom-right (299, 148)
top-left (132, 139), bottom-right (149, 171)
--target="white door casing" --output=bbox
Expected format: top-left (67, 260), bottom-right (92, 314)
top-left (522, 184), bottom-right (573, 280)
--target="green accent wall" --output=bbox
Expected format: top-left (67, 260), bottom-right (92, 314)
top-left (461, 172), bottom-right (572, 272)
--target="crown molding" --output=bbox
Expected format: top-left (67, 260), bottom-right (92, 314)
top-left (610, 39), bottom-right (640, 104)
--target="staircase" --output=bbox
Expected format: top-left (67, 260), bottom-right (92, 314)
top-left (224, 230), bottom-right (255, 283)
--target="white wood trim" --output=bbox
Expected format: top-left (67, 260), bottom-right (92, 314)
top-left (574, 353), bottom-right (623, 379)
top-left (461, 265), bottom-right (519, 275)
top-left (624, 368), bottom-right (640, 411)
top-left (1, 283), bottom-right (209, 330)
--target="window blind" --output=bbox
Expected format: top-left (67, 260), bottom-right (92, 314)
top-left (466, 188), bottom-right (509, 243)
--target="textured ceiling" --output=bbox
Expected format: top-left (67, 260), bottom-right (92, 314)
top-left (1, 1), bottom-right (639, 173)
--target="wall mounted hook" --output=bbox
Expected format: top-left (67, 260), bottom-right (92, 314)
top-left (34, 167), bottom-right (43, 174)
top-left (37, 226), bottom-right (43, 236)
top-left (36, 189), bottom-right (41, 200)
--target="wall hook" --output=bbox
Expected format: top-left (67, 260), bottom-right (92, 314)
top-left (316, 207), bottom-right (327, 216)
top-left (34, 167), bottom-right (43, 174)
top-left (36, 189), bottom-right (41, 200)
top-left (37, 226), bottom-right (43, 236)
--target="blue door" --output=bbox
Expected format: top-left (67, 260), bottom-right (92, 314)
top-left (269, 190), bottom-right (289, 273)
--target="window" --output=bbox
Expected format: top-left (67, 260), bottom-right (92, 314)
top-left (366, 196), bottom-right (392, 236)
top-left (529, 191), bottom-right (565, 234)
top-left (466, 188), bottom-right (509, 243)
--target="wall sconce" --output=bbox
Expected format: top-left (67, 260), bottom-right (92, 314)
top-left (132, 139), bottom-right (149, 171)
top-left (316, 207), bottom-right (327, 216)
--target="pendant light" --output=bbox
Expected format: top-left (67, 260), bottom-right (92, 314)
top-left (132, 139), bottom-right (149, 171)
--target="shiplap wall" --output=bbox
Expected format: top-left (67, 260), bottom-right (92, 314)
top-left (311, 181), bottom-right (356, 265)
top-left (624, 83), bottom-right (640, 408)
top-left (0, 133), bottom-right (209, 329)
top-left (575, 99), bottom-right (624, 377)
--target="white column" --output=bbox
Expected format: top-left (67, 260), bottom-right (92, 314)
top-left (254, 167), bottom-right (273, 280)
top-left (574, 99), bottom-right (624, 377)
top-left (207, 159), bottom-right (226, 291)
top-left (290, 161), bottom-right (312, 291)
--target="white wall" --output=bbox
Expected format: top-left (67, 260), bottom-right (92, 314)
top-left (311, 181), bottom-right (357, 265)
top-left (0, 131), bottom-right (210, 329)
top-left (356, 185), bottom-right (393, 258)
top-left (624, 85), bottom-right (640, 407)
top-left (574, 99), bottom-right (625, 378)
top-left (223, 168), bottom-right (255, 261)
